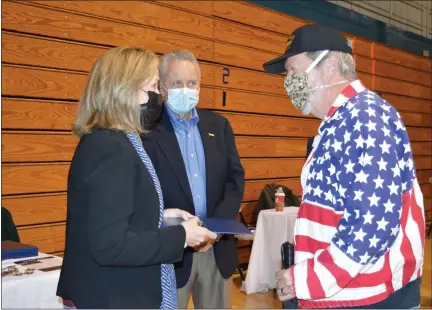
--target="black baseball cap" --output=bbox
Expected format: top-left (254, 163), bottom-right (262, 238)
top-left (263, 24), bottom-right (353, 74)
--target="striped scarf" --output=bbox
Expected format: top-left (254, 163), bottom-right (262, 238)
top-left (126, 132), bottom-right (177, 309)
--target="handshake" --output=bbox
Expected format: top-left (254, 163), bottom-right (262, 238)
top-left (163, 208), bottom-right (217, 252)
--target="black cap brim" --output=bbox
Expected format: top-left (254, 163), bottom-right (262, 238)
top-left (263, 53), bottom-right (290, 74)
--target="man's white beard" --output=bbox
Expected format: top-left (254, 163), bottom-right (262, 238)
top-left (301, 100), bottom-right (313, 115)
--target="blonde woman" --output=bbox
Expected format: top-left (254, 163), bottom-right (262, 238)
top-left (57, 47), bottom-right (216, 309)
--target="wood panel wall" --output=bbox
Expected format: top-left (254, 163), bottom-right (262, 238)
top-left (329, 0), bottom-right (432, 38)
top-left (2, 1), bottom-right (431, 262)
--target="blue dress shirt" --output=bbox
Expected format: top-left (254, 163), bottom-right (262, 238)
top-left (166, 106), bottom-right (207, 218)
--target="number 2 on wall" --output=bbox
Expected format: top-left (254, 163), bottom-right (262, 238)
top-left (222, 67), bottom-right (230, 85)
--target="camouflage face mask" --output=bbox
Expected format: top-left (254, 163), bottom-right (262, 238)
top-left (284, 72), bottom-right (311, 112)
top-left (283, 50), bottom-right (329, 114)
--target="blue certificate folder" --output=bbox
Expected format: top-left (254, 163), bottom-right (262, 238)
top-left (162, 217), bottom-right (252, 235)
top-left (1, 241), bottom-right (38, 261)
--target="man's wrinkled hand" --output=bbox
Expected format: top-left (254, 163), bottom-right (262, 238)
top-left (275, 268), bottom-right (296, 301)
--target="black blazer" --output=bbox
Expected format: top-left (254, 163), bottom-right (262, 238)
top-left (57, 129), bottom-right (186, 309)
top-left (1, 207), bottom-right (20, 242)
top-left (141, 107), bottom-right (245, 288)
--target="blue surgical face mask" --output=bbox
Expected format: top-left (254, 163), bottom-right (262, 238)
top-left (165, 87), bottom-right (199, 115)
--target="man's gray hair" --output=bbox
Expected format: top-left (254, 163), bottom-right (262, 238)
top-left (305, 39), bottom-right (358, 80)
top-left (159, 50), bottom-right (201, 84)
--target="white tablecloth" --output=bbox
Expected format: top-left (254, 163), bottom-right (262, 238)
top-left (2, 253), bottom-right (64, 308)
top-left (244, 207), bottom-right (299, 294)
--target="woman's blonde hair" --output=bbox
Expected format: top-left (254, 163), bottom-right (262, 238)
top-left (72, 46), bottom-right (159, 137)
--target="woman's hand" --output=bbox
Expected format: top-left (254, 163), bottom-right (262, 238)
top-left (163, 208), bottom-right (194, 220)
top-left (181, 217), bottom-right (217, 248)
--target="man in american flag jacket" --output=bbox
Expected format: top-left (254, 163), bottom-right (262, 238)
top-left (262, 24), bottom-right (425, 308)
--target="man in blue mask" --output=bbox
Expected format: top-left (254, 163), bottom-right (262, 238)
top-left (141, 50), bottom-right (245, 309)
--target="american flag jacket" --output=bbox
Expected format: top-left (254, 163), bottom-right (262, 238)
top-left (292, 80), bottom-right (425, 308)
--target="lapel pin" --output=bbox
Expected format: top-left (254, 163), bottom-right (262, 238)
top-left (208, 133), bottom-right (215, 137)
